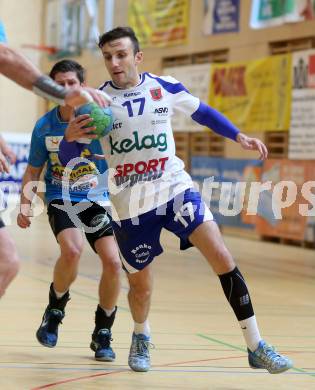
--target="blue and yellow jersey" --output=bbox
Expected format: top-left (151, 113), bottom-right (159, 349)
top-left (28, 107), bottom-right (109, 203)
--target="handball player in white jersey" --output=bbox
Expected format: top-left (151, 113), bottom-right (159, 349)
top-left (59, 26), bottom-right (293, 374)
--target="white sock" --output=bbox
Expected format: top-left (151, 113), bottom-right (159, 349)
top-left (53, 287), bottom-right (67, 299)
top-left (101, 307), bottom-right (115, 317)
top-left (134, 320), bottom-right (150, 337)
top-left (239, 315), bottom-right (262, 352)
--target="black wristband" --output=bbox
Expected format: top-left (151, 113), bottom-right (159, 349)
top-left (32, 75), bottom-right (67, 105)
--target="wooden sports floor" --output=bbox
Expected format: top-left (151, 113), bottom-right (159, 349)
top-left (1, 213), bottom-right (314, 389)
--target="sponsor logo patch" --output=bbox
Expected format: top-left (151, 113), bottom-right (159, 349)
top-left (150, 87), bottom-right (162, 101)
top-left (131, 243), bottom-right (152, 263)
top-left (45, 136), bottom-right (63, 152)
top-left (90, 213), bottom-right (110, 228)
top-left (109, 131), bottom-right (167, 155)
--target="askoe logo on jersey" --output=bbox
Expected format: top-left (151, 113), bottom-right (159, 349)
top-left (109, 131), bottom-right (167, 155)
top-left (131, 243), bottom-right (152, 264)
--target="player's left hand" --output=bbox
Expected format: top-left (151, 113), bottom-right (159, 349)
top-left (64, 112), bottom-right (97, 142)
top-left (236, 132), bottom-right (268, 160)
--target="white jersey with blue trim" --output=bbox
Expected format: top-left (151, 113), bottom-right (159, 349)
top-left (99, 72), bottom-right (200, 220)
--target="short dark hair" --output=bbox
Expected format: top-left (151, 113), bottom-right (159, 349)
top-left (98, 26), bottom-right (140, 54)
top-left (49, 59), bottom-right (85, 83)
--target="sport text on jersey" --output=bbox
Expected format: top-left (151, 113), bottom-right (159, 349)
top-left (114, 157), bottom-right (169, 187)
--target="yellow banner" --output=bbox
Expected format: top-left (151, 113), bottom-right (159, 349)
top-left (128, 0), bottom-right (189, 48)
top-left (209, 54), bottom-right (292, 132)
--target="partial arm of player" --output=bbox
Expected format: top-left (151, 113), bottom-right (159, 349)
top-left (0, 135), bottom-right (16, 173)
top-left (17, 164), bottom-right (44, 228)
top-left (0, 43), bottom-right (111, 108)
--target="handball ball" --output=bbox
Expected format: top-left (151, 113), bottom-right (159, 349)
top-left (75, 102), bottom-right (113, 139)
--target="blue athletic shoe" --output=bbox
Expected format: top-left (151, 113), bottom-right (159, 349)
top-left (36, 308), bottom-right (64, 348)
top-left (90, 328), bottom-right (116, 361)
top-left (248, 340), bottom-right (293, 374)
top-left (128, 333), bottom-right (152, 372)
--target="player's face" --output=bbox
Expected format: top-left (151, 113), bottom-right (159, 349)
top-left (53, 72), bottom-right (82, 90)
top-left (101, 37), bottom-right (143, 89)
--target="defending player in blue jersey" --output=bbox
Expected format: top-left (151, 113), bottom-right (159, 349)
top-left (17, 60), bottom-right (121, 362)
top-left (59, 27), bottom-right (293, 373)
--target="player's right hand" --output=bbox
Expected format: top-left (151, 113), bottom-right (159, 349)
top-left (64, 114), bottom-right (97, 142)
top-left (17, 212), bottom-right (31, 228)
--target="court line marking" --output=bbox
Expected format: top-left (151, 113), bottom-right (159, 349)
top-left (30, 352), bottom-right (313, 390)
top-left (31, 369), bottom-right (127, 389)
top-left (197, 333), bottom-right (315, 377)
top-left (18, 250), bottom-right (314, 384)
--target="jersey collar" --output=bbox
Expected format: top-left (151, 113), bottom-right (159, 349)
top-left (109, 73), bottom-right (146, 90)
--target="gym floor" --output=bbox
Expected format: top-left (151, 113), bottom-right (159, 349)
top-left (1, 212), bottom-right (314, 389)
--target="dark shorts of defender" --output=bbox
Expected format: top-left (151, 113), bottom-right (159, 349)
top-left (112, 188), bottom-right (213, 273)
top-left (0, 217), bottom-right (5, 229)
top-left (47, 200), bottom-right (113, 252)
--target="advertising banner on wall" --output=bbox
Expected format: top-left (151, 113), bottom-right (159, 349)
top-left (191, 156), bottom-right (262, 228)
top-left (128, 0), bottom-right (189, 48)
top-left (250, 0), bottom-right (315, 29)
top-left (289, 49), bottom-right (315, 160)
top-left (209, 54), bottom-right (292, 132)
top-left (255, 159), bottom-right (312, 241)
top-left (203, 0), bottom-right (240, 35)
top-left (163, 63), bottom-right (211, 131)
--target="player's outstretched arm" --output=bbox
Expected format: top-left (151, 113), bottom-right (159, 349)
top-left (0, 43), bottom-right (111, 108)
top-left (0, 43), bottom-right (41, 89)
